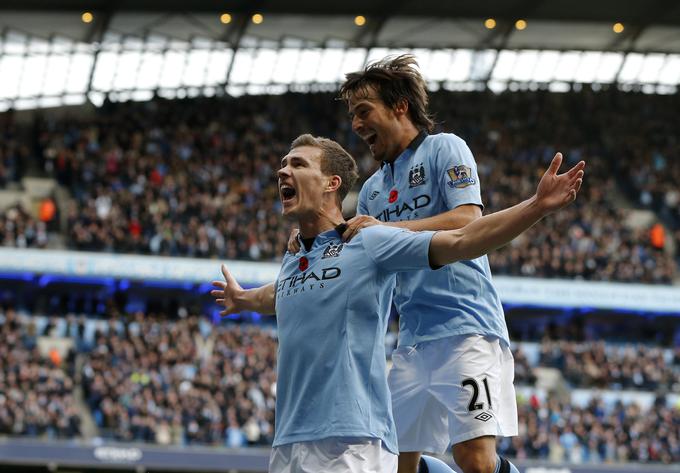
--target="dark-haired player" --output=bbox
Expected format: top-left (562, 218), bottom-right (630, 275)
top-left (338, 55), bottom-right (521, 473)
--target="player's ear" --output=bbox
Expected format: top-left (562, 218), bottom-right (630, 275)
top-left (326, 175), bottom-right (342, 193)
top-left (393, 97), bottom-right (409, 117)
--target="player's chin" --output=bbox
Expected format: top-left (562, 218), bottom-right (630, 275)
top-left (281, 202), bottom-right (298, 217)
top-left (371, 144), bottom-right (390, 162)
top-left (370, 148), bottom-right (385, 162)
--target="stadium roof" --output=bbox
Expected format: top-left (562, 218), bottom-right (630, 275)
top-left (2, 0), bottom-right (680, 53)
top-left (2, 1), bottom-right (680, 111)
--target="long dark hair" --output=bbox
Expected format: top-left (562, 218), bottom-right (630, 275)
top-left (340, 54), bottom-right (434, 133)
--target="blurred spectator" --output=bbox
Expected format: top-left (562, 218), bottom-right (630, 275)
top-left (512, 347), bottom-right (537, 385)
top-left (38, 196), bottom-right (58, 232)
top-left (0, 204), bottom-right (48, 248)
top-left (0, 111), bottom-right (25, 185)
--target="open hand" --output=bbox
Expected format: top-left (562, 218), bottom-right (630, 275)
top-left (535, 153), bottom-right (585, 215)
top-left (210, 264), bottom-right (246, 316)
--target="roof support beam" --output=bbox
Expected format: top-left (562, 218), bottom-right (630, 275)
top-left (84, 6), bottom-right (114, 97)
top-left (476, 21), bottom-right (514, 50)
top-left (220, 1), bottom-right (268, 87)
top-left (477, 0), bottom-right (548, 50)
top-left (220, 15), bottom-right (249, 87)
top-left (351, 0), bottom-right (408, 48)
top-left (83, 6), bottom-right (113, 43)
top-left (606, 0), bottom-right (680, 51)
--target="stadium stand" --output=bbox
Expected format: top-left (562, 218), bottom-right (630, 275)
top-left (431, 89), bottom-right (678, 284)
top-left (0, 90), bottom-right (677, 284)
top-left (80, 313), bottom-right (276, 446)
top-left (2, 303), bottom-right (678, 465)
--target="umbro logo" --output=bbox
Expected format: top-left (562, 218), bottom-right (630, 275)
top-left (368, 190), bottom-right (380, 200)
top-left (322, 243), bottom-right (344, 258)
top-left (474, 412), bottom-right (492, 422)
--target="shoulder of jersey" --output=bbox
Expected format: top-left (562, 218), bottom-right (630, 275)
top-left (427, 131), bottom-right (466, 147)
top-left (363, 169), bottom-right (383, 184)
top-left (359, 172), bottom-right (383, 201)
top-left (344, 226), bottom-right (376, 248)
top-left (361, 224), bottom-right (397, 240)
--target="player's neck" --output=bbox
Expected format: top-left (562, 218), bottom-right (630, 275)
top-left (298, 204), bottom-right (343, 239)
top-left (384, 123), bottom-right (420, 163)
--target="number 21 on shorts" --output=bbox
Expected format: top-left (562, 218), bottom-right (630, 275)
top-left (462, 377), bottom-right (492, 411)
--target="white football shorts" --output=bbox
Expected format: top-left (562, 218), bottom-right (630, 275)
top-left (269, 437), bottom-right (397, 473)
top-left (388, 334), bottom-right (518, 454)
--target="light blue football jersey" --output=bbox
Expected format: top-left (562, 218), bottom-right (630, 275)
top-left (273, 225), bottom-right (435, 454)
top-left (358, 132), bottom-right (509, 347)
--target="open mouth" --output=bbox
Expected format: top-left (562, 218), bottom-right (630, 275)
top-left (280, 184), bottom-right (297, 202)
top-left (365, 133), bottom-right (377, 147)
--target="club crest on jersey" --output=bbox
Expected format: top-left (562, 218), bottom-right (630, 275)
top-left (447, 165), bottom-right (476, 189)
top-left (409, 163), bottom-right (426, 188)
top-left (368, 190), bottom-right (380, 200)
top-left (322, 243), bottom-right (344, 258)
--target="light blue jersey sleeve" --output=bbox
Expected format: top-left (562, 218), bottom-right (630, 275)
top-left (434, 134), bottom-right (484, 211)
top-left (360, 225), bottom-right (435, 273)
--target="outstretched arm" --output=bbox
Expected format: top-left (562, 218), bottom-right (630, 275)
top-left (429, 153), bottom-right (585, 266)
top-left (210, 264), bottom-right (276, 315)
top-left (341, 205), bottom-right (481, 241)
top-left (387, 204), bottom-right (481, 231)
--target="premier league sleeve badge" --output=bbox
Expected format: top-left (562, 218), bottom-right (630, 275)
top-left (447, 165), bottom-right (476, 188)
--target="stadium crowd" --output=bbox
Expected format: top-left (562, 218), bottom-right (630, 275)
top-left (607, 92), bottom-right (680, 231)
top-left (428, 89), bottom-right (677, 284)
top-left (1, 306), bottom-right (678, 465)
top-left (35, 95), bottom-right (340, 260)
top-left (499, 395), bottom-right (680, 464)
top-left (539, 340), bottom-right (679, 391)
top-left (81, 313), bottom-right (276, 446)
top-left (0, 308), bottom-right (81, 438)
top-left (1, 89), bottom-right (676, 283)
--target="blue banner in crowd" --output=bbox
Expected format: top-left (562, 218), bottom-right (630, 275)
top-left (0, 248), bottom-right (679, 314)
